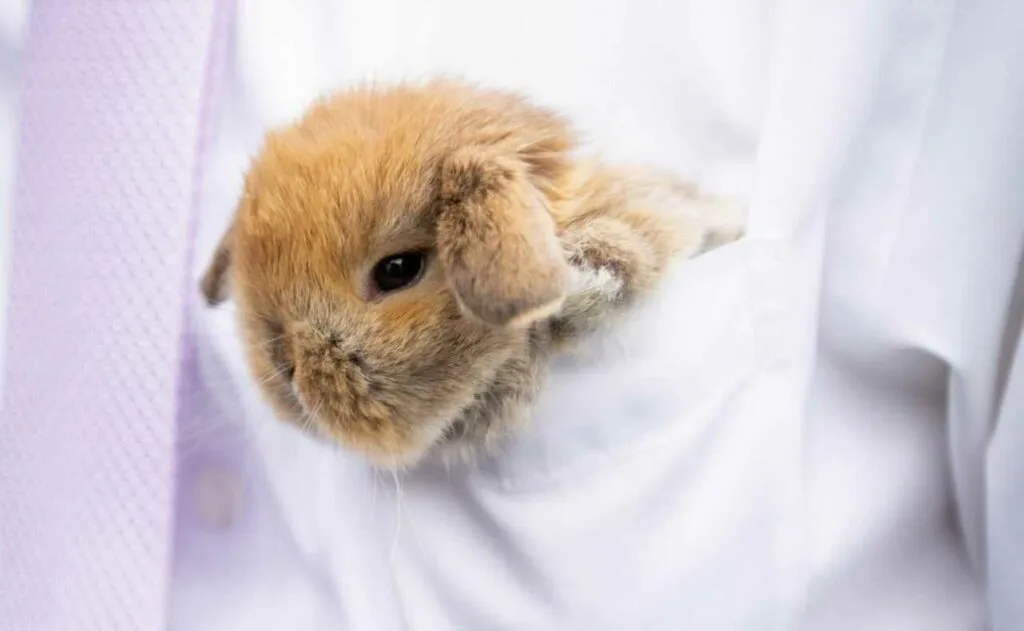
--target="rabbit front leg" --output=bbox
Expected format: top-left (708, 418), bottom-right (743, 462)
top-left (547, 198), bottom-right (744, 350)
top-left (548, 216), bottom-right (659, 348)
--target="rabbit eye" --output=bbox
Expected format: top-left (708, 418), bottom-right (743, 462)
top-left (371, 251), bottom-right (426, 294)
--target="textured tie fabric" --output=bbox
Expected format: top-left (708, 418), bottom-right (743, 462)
top-left (0, 2), bottom-right (234, 629)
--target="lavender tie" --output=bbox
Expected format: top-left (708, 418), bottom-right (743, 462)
top-left (0, 2), bottom-right (234, 629)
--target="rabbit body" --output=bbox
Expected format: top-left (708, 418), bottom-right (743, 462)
top-left (202, 80), bottom-right (743, 468)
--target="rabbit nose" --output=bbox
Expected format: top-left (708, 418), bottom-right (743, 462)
top-left (292, 323), bottom-right (364, 367)
top-left (320, 330), bottom-right (357, 363)
top-left (323, 334), bottom-right (366, 369)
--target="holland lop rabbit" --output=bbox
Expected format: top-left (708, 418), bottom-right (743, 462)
top-left (201, 79), bottom-right (743, 468)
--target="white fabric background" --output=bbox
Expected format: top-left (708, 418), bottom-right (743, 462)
top-left (1, 1), bottom-right (1021, 629)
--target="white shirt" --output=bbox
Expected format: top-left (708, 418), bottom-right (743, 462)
top-left (5, 1), bottom-right (1011, 630)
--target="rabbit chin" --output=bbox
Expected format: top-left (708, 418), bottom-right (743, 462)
top-left (307, 409), bottom-right (504, 470)
top-left (280, 372), bottom-right (519, 470)
top-left (310, 411), bottom-right (453, 471)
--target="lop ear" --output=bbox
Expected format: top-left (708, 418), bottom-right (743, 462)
top-left (436, 147), bottom-right (570, 327)
top-left (200, 215), bottom-right (236, 306)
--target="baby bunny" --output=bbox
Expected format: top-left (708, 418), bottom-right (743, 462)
top-left (201, 79), bottom-right (743, 469)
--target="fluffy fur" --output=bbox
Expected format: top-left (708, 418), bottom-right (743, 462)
top-left (202, 79), bottom-right (743, 469)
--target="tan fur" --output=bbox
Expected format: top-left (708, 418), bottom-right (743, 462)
top-left (201, 79), bottom-right (743, 468)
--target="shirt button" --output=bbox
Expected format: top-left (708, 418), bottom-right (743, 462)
top-left (193, 466), bottom-right (242, 530)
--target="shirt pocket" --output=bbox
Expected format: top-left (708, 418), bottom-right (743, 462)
top-left (394, 237), bottom-right (804, 631)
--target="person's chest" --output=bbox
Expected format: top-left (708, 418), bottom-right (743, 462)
top-left (172, 2), bottom-right (982, 630)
